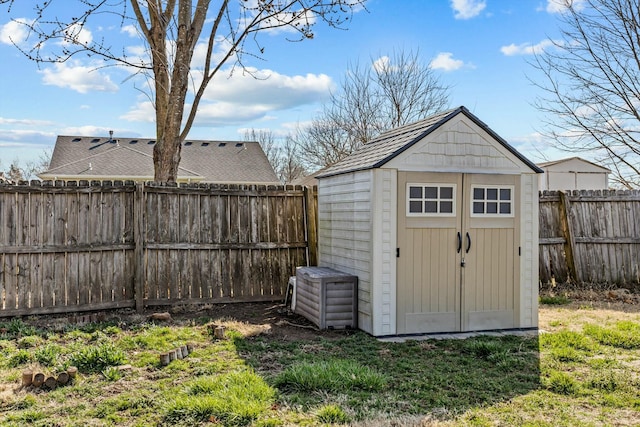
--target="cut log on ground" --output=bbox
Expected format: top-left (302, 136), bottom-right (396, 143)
top-left (32, 373), bottom-right (45, 388)
top-left (67, 367), bottom-right (78, 379)
top-left (22, 370), bottom-right (33, 387)
top-left (57, 372), bottom-right (70, 386)
top-left (44, 376), bottom-right (57, 390)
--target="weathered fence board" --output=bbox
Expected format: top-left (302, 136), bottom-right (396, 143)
top-left (539, 190), bottom-right (640, 285)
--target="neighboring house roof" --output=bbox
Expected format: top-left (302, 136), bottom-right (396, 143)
top-left (318, 106), bottom-right (543, 178)
top-left (537, 156), bottom-right (611, 173)
top-left (39, 136), bottom-right (280, 184)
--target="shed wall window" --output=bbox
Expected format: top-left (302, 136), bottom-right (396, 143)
top-left (471, 185), bottom-right (514, 217)
top-left (407, 183), bottom-right (456, 216)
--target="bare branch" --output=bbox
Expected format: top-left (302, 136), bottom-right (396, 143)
top-left (531, 0), bottom-right (640, 188)
top-left (296, 49), bottom-right (450, 169)
top-left (1, 0), bottom-right (367, 182)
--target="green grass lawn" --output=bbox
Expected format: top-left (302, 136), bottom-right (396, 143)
top-left (0, 302), bottom-right (638, 426)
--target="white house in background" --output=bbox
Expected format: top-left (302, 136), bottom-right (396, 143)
top-left (537, 157), bottom-right (610, 191)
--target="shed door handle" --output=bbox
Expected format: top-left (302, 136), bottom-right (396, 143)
top-left (465, 232), bottom-right (471, 253)
top-left (457, 232), bottom-right (462, 253)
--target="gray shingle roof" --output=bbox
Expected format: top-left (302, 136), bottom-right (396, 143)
top-left (318, 106), bottom-right (542, 178)
top-left (40, 136), bottom-right (280, 184)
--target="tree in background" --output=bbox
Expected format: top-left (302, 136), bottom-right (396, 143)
top-left (1, 0), bottom-right (365, 183)
top-left (244, 129), bottom-right (306, 184)
top-left (0, 149), bottom-right (51, 182)
top-left (532, 0), bottom-right (640, 189)
top-left (295, 49), bottom-right (450, 170)
top-left (6, 163), bottom-right (23, 182)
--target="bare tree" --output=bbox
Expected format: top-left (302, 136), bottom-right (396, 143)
top-left (1, 0), bottom-right (365, 182)
top-left (279, 136), bottom-right (306, 183)
top-left (6, 162), bottom-right (24, 182)
top-left (532, 0), bottom-right (640, 189)
top-left (244, 128), bottom-right (283, 179)
top-left (293, 117), bottom-right (354, 170)
top-left (1, 149), bottom-right (51, 181)
top-left (296, 49), bottom-right (450, 169)
top-left (244, 128), bottom-right (306, 183)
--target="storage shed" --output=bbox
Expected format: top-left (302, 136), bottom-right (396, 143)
top-left (537, 157), bottom-right (610, 191)
top-left (317, 106), bottom-right (543, 336)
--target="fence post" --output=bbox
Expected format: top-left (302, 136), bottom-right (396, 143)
top-left (303, 185), bottom-right (318, 266)
top-left (134, 183), bottom-right (145, 313)
top-left (558, 190), bottom-right (578, 283)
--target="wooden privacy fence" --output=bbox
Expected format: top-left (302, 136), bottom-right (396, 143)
top-left (539, 190), bottom-right (640, 285)
top-left (0, 181), bottom-right (318, 317)
top-left (2, 182), bottom-right (638, 318)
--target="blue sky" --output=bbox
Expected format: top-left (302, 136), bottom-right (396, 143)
top-left (0, 0), bottom-right (579, 169)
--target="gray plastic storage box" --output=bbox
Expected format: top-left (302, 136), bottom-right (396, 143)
top-left (294, 266), bottom-right (358, 329)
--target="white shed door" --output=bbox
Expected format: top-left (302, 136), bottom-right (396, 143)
top-left (396, 172), bottom-right (519, 334)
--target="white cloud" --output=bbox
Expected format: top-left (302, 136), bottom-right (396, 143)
top-left (450, 0), bottom-right (486, 19)
top-left (545, 0), bottom-right (586, 13)
top-left (120, 101), bottom-right (155, 123)
top-left (201, 67), bottom-right (333, 108)
top-left (0, 129), bottom-right (55, 145)
top-left (122, 68), bottom-right (334, 127)
top-left (429, 52), bottom-right (466, 71)
top-left (0, 117), bottom-right (54, 126)
top-left (372, 56), bottom-right (392, 73)
top-left (59, 125), bottom-right (120, 136)
top-left (0, 18), bottom-right (34, 46)
top-left (500, 39), bottom-right (556, 56)
top-left (121, 24), bottom-right (138, 37)
top-left (40, 61), bottom-right (118, 93)
top-left (192, 102), bottom-right (274, 126)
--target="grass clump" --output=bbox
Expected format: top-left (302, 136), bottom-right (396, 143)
top-left (586, 371), bottom-right (627, 392)
top-left (275, 359), bottom-right (387, 393)
top-left (540, 330), bottom-right (597, 353)
top-left (164, 370), bottom-right (275, 426)
top-left (463, 339), bottom-right (505, 359)
top-left (16, 335), bottom-right (44, 349)
top-left (316, 404), bottom-right (350, 424)
top-left (549, 346), bottom-right (583, 362)
top-left (102, 366), bottom-right (124, 381)
top-left (545, 371), bottom-right (579, 395)
top-left (34, 343), bottom-right (63, 367)
top-left (583, 322), bottom-right (640, 349)
top-left (7, 349), bottom-right (32, 367)
top-left (70, 342), bottom-right (126, 373)
top-left (0, 319), bottom-right (39, 338)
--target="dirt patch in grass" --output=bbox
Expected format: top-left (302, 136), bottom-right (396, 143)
top-left (23, 301), bottom-right (355, 344)
top-left (539, 293), bottom-right (640, 333)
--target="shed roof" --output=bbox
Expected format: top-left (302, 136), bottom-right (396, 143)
top-left (40, 136), bottom-right (280, 184)
top-left (318, 106), bottom-right (542, 178)
top-left (537, 156), bottom-right (610, 172)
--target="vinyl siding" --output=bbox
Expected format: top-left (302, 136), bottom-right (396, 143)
top-left (371, 169), bottom-right (397, 335)
top-left (520, 173), bottom-right (539, 328)
top-left (318, 170), bottom-right (374, 333)
top-left (385, 116), bottom-right (528, 175)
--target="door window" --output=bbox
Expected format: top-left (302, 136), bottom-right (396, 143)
top-left (471, 185), bottom-right (514, 217)
top-left (406, 183), bottom-right (456, 216)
